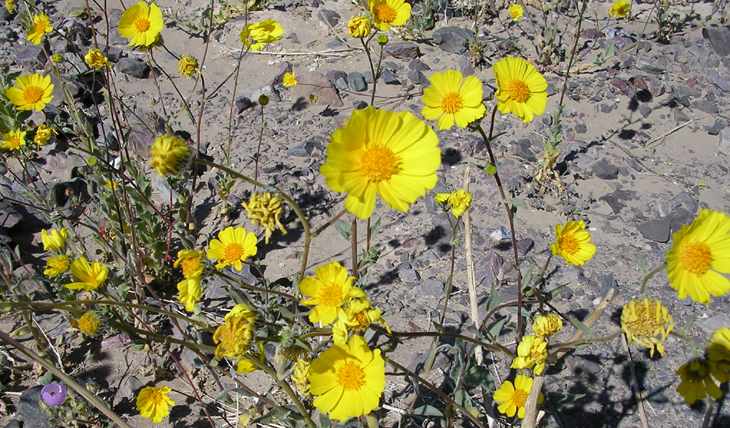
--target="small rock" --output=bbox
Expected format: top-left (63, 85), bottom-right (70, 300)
top-left (409, 59), bottom-right (430, 72)
top-left (317, 9), bottom-right (340, 28)
top-left (515, 139), bottom-right (537, 162)
top-left (635, 59), bottom-right (665, 74)
top-left (116, 57), bottom-right (150, 78)
top-left (458, 56), bottom-right (474, 77)
top-left (234, 96), bottom-right (251, 113)
top-left (122, 376), bottom-right (143, 400)
top-left (432, 27), bottom-right (474, 54)
top-left (697, 314), bottom-right (730, 335)
top-left (14, 44), bottom-right (45, 68)
top-left (703, 26), bottom-right (730, 57)
top-left (251, 85), bottom-right (281, 103)
top-left (18, 386), bottom-right (52, 428)
top-left (399, 268), bottom-right (420, 282)
top-left (592, 159), bottom-right (619, 180)
top-left (516, 238), bottom-right (534, 257)
top-left (490, 226), bottom-right (511, 242)
top-left (710, 74), bottom-right (730, 92)
top-left (638, 218), bottom-right (670, 243)
top-left (413, 279), bottom-right (444, 301)
top-left (382, 69), bottom-right (400, 85)
top-left (639, 104), bottom-right (652, 118)
top-left (326, 70), bottom-right (347, 86)
top-left (575, 123), bottom-right (587, 134)
top-left (408, 70), bottom-right (428, 86)
top-left (673, 109), bottom-right (690, 123)
top-left (352, 100), bottom-right (368, 109)
top-left (599, 189), bottom-right (635, 214)
top-left (475, 252), bottom-right (503, 288)
top-left (347, 72), bottom-right (367, 92)
top-left (718, 129), bottom-right (730, 156)
top-left (692, 99), bottom-right (719, 115)
top-left (385, 42), bottom-right (420, 59)
top-left (287, 139), bottom-right (316, 157)
top-left (706, 119), bottom-right (725, 136)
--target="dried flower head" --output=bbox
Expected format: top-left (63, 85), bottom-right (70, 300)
top-left (676, 359), bottom-right (724, 404)
top-left (177, 276), bottom-right (201, 313)
top-left (291, 359), bottom-right (311, 395)
top-left (621, 298), bottom-right (673, 357)
top-left (213, 304), bottom-right (257, 359)
top-left (532, 313), bottom-right (563, 337)
top-left (84, 48), bottom-right (110, 69)
top-left (333, 292), bottom-right (391, 345)
top-left (241, 192), bottom-right (287, 244)
top-left (347, 16), bottom-right (371, 38)
top-left (34, 125), bottom-right (57, 146)
top-left (78, 311), bottom-right (102, 336)
top-left (149, 134), bottom-right (192, 177)
top-left (178, 55), bottom-right (199, 78)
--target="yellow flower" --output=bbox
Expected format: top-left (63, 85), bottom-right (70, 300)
top-left (118, 1), bottom-right (164, 47)
top-left (421, 70), bottom-right (485, 130)
top-left (41, 228), bottom-right (69, 252)
top-left (708, 328), bottom-right (730, 382)
top-left (348, 16), bottom-right (371, 38)
top-left (236, 343), bottom-right (265, 374)
top-left (27, 13), bottom-right (53, 45)
top-left (550, 220), bottom-right (596, 266)
top-left (283, 71), bottom-right (297, 87)
top-left (178, 55), bottom-right (199, 78)
top-left (65, 258), bottom-right (109, 291)
top-left (300, 261), bottom-right (357, 326)
top-left (206, 226), bottom-right (258, 271)
top-left (509, 4), bottom-right (524, 21)
top-left (241, 192), bottom-right (287, 244)
top-left (666, 209), bottom-right (730, 305)
top-left (320, 107), bottom-right (440, 219)
top-left (369, 0), bottom-right (411, 31)
top-left (105, 180), bottom-right (117, 191)
top-left (532, 313), bottom-right (562, 337)
top-left (291, 359), bottom-right (311, 395)
top-left (609, 0), bottom-right (631, 18)
top-left (676, 359), bottom-right (723, 404)
top-left (448, 190), bottom-right (472, 218)
top-left (493, 375), bottom-right (544, 419)
top-left (78, 311), bottom-right (102, 336)
top-left (149, 134), bottom-right (192, 177)
top-left (174, 249), bottom-right (203, 278)
top-left (136, 386), bottom-right (175, 423)
top-left (511, 335), bottom-right (548, 375)
top-left (44, 255), bottom-right (70, 277)
top-left (1, 129), bottom-right (26, 151)
top-left (494, 57), bottom-right (547, 123)
top-left (6, 0), bottom-right (15, 14)
top-left (309, 335), bottom-right (385, 421)
top-left (621, 298), bottom-right (673, 357)
top-left (213, 304), bottom-right (256, 359)
top-left (333, 290), bottom-right (391, 345)
top-left (5, 73), bottom-right (54, 112)
top-left (177, 276), bottom-right (201, 313)
top-left (240, 19), bottom-right (284, 51)
top-left (33, 125), bottom-right (56, 146)
top-left (434, 193), bottom-right (450, 205)
top-left (84, 48), bottom-right (110, 69)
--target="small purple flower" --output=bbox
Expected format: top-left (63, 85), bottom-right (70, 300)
top-left (40, 382), bottom-right (67, 407)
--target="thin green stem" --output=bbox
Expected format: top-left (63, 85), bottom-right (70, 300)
top-left (639, 262), bottom-right (667, 295)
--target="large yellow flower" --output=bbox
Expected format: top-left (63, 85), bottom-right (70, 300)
top-left (136, 386), bottom-right (175, 423)
top-left (206, 226), bottom-right (257, 271)
top-left (320, 107), bottom-right (440, 219)
top-left (421, 70), bottom-right (486, 130)
top-left (493, 375), bottom-right (543, 419)
top-left (609, 0), bottom-right (631, 18)
top-left (1, 129), bottom-right (26, 151)
top-left (494, 57), bottom-right (547, 123)
top-left (65, 258), bottom-right (109, 291)
top-left (213, 304), bottom-right (256, 359)
top-left (5, 73), bottom-right (54, 112)
top-left (676, 359), bottom-right (724, 404)
top-left (309, 334), bottom-right (385, 421)
top-left (41, 228), bottom-right (68, 252)
top-left (666, 209), bottom-right (730, 305)
top-left (300, 261), bottom-right (356, 326)
top-left (27, 13), bottom-right (52, 45)
top-left (621, 298), bottom-right (673, 357)
top-left (550, 220), bottom-right (596, 266)
top-left (240, 19), bottom-right (284, 51)
top-left (118, 1), bottom-right (164, 47)
top-left (369, 0), bottom-right (411, 31)
top-left (149, 134), bottom-right (192, 177)
top-left (44, 255), bottom-right (70, 277)
top-left (511, 335), bottom-right (548, 375)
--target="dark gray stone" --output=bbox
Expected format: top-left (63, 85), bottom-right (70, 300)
top-left (408, 70), bottom-right (427, 85)
top-left (673, 109), bottom-right (690, 123)
top-left (4, 420), bottom-right (21, 428)
top-left (710, 74), bottom-right (730, 92)
top-left (515, 139), bottom-right (536, 162)
top-left (672, 191), bottom-right (698, 215)
top-left (399, 268), bottom-right (420, 282)
top-left (409, 59), bottom-right (430, 72)
top-left (288, 139), bottom-right (316, 157)
top-left (385, 42), bottom-right (420, 59)
top-left (116, 57), bottom-right (150, 78)
top-left (458, 56), bottom-right (474, 77)
top-left (103, 45), bottom-right (124, 63)
top-left (697, 314), bottom-right (730, 334)
top-left (353, 100), bottom-right (368, 109)
top-left (592, 159), bottom-right (619, 180)
top-left (482, 84), bottom-right (495, 101)
top-left (347, 72), bottom-right (367, 92)
top-left (475, 252), bottom-right (503, 288)
top-left (0, 200), bottom-right (22, 229)
top-left (599, 189), bottom-right (636, 214)
top-left (635, 59), bottom-right (665, 74)
top-left (638, 218), bottom-right (671, 243)
top-left (251, 85), bottom-right (281, 103)
top-left (692, 99), bottom-right (719, 115)
top-left (413, 279), bottom-right (444, 301)
top-left (14, 44), bottom-right (45, 68)
top-left (639, 104), bottom-right (652, 118)
top-left (707, 120), bottom-right (726, 136)
top-left (235, 96), bottom-right (251, 113)
top-left (516, 238), bottom-right (534, 257)
top-left (575, 123), bottom-right (587, 134)
top-left (18, 386), bottom-right (52, 428)
top-left (317, 9), bottom-right (340, 28)
top-left (719, 129), bottom-right (730, 156)
top-left (666, 207), bottom-right (694, 234)
top-left (361, 71), bottom-right (374, 83)
top-left (382, 69), bottom-right (400, 85)
top-left (704, 26), bottom-right (730, 57)
top-left (432, 27), bottom-right (474, 54)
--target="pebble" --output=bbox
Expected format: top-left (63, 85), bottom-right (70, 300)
top-left (18, 386), bottom-right (52, 428)
top-left (635, 59), bottom-right (665, 74)
top-left (317, 9), bottom-right (340, 28)
top-left (347, 71), bottom-right (367, 92)
top-left (288, 139), bottom-right (316, 157)
top-left (116, 57), bottom-right (150, 79)
top-left (385, 42), bottom-right (420, 60)
top-left (692, 99), bottom-right (719, 115)
top-left (718, 129), bottom-right (730, 156)
top-left (432, 27), bottom-right (474, 54)
top-left (413, 279), bottom-right (444, 301)
top-left (704, 26), bottom-right (730, 57)
top-left (235, 96), bottom-right (251, 114)
top-left (697, 313), bottom-right (730, 334)
top-left (382, 69), bottom-right (400, 85)
top-left (592, 159), bottom-right (619, 180)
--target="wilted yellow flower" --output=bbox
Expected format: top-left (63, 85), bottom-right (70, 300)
top-left (149, 134), bottom-right (192, 177)
top-left (666, 209), bottom-right (730, 305)
top-left (609, 0), bottom-right (631, 18)
top-left (621, 298), bottom-right (673, 357)
top-left (291, 359), bottom-right (311, 395)
top-left (213, 304), bottom-right (257, 359)
top-left (300, 261), bottom-right (357, 326)
top-left (422, 69), bottom-right (486, 130)
top-left (65, 258), bottom-right (109, 291)
top-left (309, 335), bottom-right (385, 421)
top-left (676, 359), bottom-right (724, 404)
top-left (493, 375), bottom-right (544, 419)
top-left (236, 343), bottom-right (264, 374)
top-left (41, 228), bottom-right (69, 252)
top-left (1, 129), bottom-right (26, 151)
top-left (6, 0), bottom-right (15, 14)
top-left (434, 193), bottom-right (450, 205)
top-left (550, 220), bottom-right (596, 266)
top-left (136, 386), bottom-right (174, 423)
top-left (27, 13), bottom-right (53, 45)
top-left (118, 1), bottom-right (164, 47)
top-left (44, 255), bottom-right (70, 277)
top-left (332, 292), bottom-right (391, 345)
top-left (709, 328), bottom-right (730, 365)
top-left (174, 249), bottom-right (203, 278)
top-left (177, 276), bottom-right (201, 313)
top-left (105, 181), bottom-right (117, 191)
top-left (84, 48), bottom-right (110, 69)
top-left (511, 335), bottom-right (548, 375)
top-left (240, 19), bottom-right (284, 51)
top-left (370, 0), bottom-right (411, 31)
top-left (5, 73), bottom-right (54, 112)
top-left (494, 57), bottom-right (547, 123)
top-left (347, 16), bottom-right (371, 38)
top-left (78, 311), bottom-right (102, 336)
top-left (509, 4), bottom-right (523, 21)
top-left (533, 313), bottom-right (562, 337)
top-left (448, 190), bottom-right (472, 218)
top-left (283, 71), bottom-right (297, 87)
top-left (241, 192), bottom-right (287, 244)
top-left (34, 125), bottom-right (57, 146)
top-left (178, 55), bottom-right (199, 78)
top-left (320, 107), bottom-right (440, 219)
top-left (206, 226), bottom-right (258, 271)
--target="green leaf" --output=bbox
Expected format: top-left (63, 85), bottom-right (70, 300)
top-left (503, 198), bottom-right (526, 208)
top-left (464, 365), bottom-right (494, 390)
top-left (369, 218), bottom-right (381, 240)
top-left (568, 316), bottom-right (594, 339)
top-left (486, 282), bottom-right (500, 312)
top-left (412, 405), bottom-right (444, 417)
top-left (486, 317), bottom-right (508, 340)
top-left (543, 391), bottom-right (586, 413)
top-left (334, 219), bottom-right (351, 240)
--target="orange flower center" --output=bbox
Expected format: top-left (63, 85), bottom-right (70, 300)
top-left (680, 241), bottom-right (713, 276)
top-left (337, 361), bottom-right (366, 390)
top-left (23, 86), bottom-right (43, 105)
top-left (352, 310), bottom-right (370, 331)
top-left (510, 388), bottom-right (528, 407)
top-left (360, 145), bottom-right (398, 182)
top-left (319, 283), bottom-right (344, 306)
top-left (33, 20), bottom-right (47, 34)
top-left (7, 137), bottom-right (21, 149)
top-left (441, 92), bottom-right (464, 114)
top-left (557, 234), bottom-right (579, 255)
top-left (506, 79), bottom-right (531, 103)
top-left (375, 4), bottom-right (397, 23)
top-left (180, 257), bottom-right (201, 277)
top-left (134, 17), bottom-right (151, 33)
top-left (149, 390), bottom-right (163, 404)
top-left (223, 243), bottom-right (244, 263)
